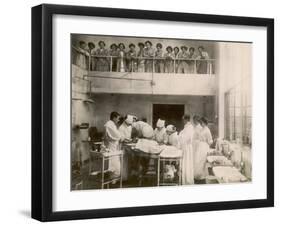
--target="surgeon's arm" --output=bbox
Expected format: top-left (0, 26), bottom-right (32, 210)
top-left (106, 126), bottom-right (121, 141)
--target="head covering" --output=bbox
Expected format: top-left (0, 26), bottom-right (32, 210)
top-left (125, 115), bottom-right (134, 125)
top-left (189, 47), bottom-right (195, 52)
top-left (129, 43), bottom-right (135, 48)
top-left (166, 46), bottom-right (172, 51)
top-left (98, 40), bottom-right (106, 46)
top-left (156, 119), bottom-right (165, 128)
top-left (88, 42), bottom-right (95, 48)
top-left (156, 43), bottom-right (162, 48)
top-left (181, 46), bottom-right (188, 50)
top-left (118, 43), bottom-right (125, 49)
top-left (142, 125), bottom-right (154, 138)
top-left (79, 40), bottom-right (86, 45)
top-left (145, 40), bottom-right (152, 46)
top-left (110, 43), bottom-right (117, 49)
top-left (201, 117), bottom-right (208, 125)
top-left (166, 125), bottom-right (176, 133)
top-left (182, 114), bottom-right (191, 122)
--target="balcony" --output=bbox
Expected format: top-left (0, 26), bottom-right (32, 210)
top-left (72, 47), bottom-right (217, 96)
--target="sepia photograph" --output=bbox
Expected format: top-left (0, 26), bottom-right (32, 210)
top-left (71, 34), bottom-right (252, 190)
top-left (31, 3), bottom-right (274, 221)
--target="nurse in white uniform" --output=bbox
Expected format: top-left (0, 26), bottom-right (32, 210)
top-left (154, 119), bottom-right (168, 144)
top-left (193, 115), bottom-right (204, 180)
top-left (166, 125), bottom-right (180, 148)
top-left (179, 114), bottom-right (194, 185)
top-left (118, 115), bottom-right (134, 180)
top-left (104, 111), bottom-right (121, 176)
top-left (197, 117), bottom-right (213, 181)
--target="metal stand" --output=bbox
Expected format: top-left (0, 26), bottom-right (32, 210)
top-left (157, 156), bottom-right (182, 186)
top-left (89, 150), bottom-right (123, 189)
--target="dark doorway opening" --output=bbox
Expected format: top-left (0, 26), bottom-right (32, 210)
top-left (152, 104), bottom-right (185, 131)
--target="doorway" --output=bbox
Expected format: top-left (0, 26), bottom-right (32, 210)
top-left (152, 104), bottom-right (185, 131)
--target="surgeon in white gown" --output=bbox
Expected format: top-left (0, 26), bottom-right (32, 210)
top-left (104, 111), bottom-right (121, 176)
top-left (118, 115), bottom-right (134, 180)
top-left (179, 114), bottom-right (194, 185)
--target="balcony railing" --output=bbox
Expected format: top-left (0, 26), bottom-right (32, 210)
top-left (72, 46), bottom-right (215, 75)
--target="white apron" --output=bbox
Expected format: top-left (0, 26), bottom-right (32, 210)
top-left (179, 122), bottom-right (194, 185)
top-left (104, 120), bottom-right (121, 174)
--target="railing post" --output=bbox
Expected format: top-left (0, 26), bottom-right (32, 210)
top-left (88, 55), bottom-right (91, 72)
top-left (72, 46), bottom-right (217, 76)
top-left (152, 57), bottom-right (155, 73)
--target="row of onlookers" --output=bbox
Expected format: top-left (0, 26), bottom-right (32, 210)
top-left (73, 40), bottom-right (214, 74)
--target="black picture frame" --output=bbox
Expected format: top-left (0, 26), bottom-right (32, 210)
top-left (32, 4), bottom-right (274, 222)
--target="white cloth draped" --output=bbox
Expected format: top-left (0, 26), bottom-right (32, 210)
top-left (135, 139), bottom-right (161, 154)
top-left (132, 121), bottom-right (150, 137)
